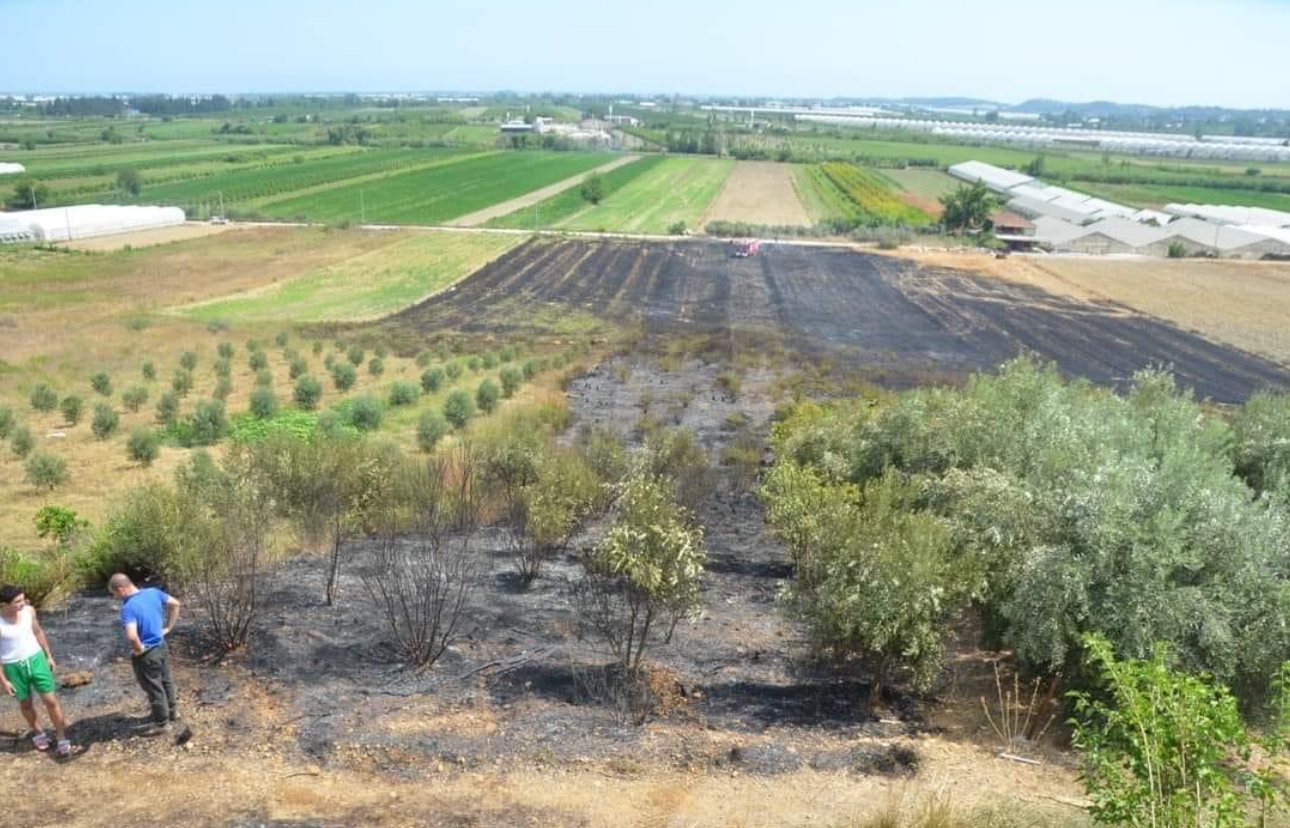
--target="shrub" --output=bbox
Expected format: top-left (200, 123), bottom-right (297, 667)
top-left (312, 341), bottom-right (323, 356)
top-left (90, 370), bottom-right (113, 397)
top-left (668, 221), bottom-right (687, 235)
top-left (30, 383), bottom-right (58, 412)
top-left (217, 342), bottom-right (235, 360)
top-left (171, 369), bottom-right (193, 397)
top-left (59, 395), bottom-right (83, 426)
top-left (0, 546), bottom-right (72, 608)
top-left (187, 399), bottom-right (227, 446)
top-left (155, 391), bottom-right (180, 425)
top-left (500, 366), bottom-right (522, 399)
top-left (522, 359), bottom-right (538, 381)
top-left (316, 410), bottom-right (344, 437)
top-left (79, 482), bottom-right (189, 584)
top-left (420, 368), bottom-right (444, 393)
top-left (91, 403), bottom-right (119, 440)
top-left (388, 381), bottom-right (419, 407)
top-left (415, 351), bottom-right (432, 368)
top-left (254, 369), bottom-right (273, 387)
top-left (126, 427), bottom-right (160, 466)
top-left (443, 391), bottom-right (474, 429)
top-left (25, 452), bottom-right (69, 491)
top-left (347, 345), bottom-right (364, 366)
top-left (467, 356), bottom-right (482, 372)
top-left (122, 386), bottom-right (149, 412)
top-left (10, 425), bottom-right (33, 458)
top-left (416, 410), bottom-right (449, 452)
top-left (482, 352), bottom-right (499, 370)
top-left (249, 387), bottom-right (278, 420)
top-left (293, 375), bottom-right (323, 410)
top-left (331, 362), bottom-right (357, 391)
top-left (374, 344), bottom-right (387, 359)
top-left (476, 379), bottom-right (500, 414)
top-left (179, 351), bottom-right (198, 371)
top-left (213, 377), bottom-right (232, 401)
top-left (289, 357), bottom-right (309, 380)
top-left (500, 345), bottom-right (518, 364)
top-left (368, 357), bottom-right (384, 377)
top-left (0, 406), bottom-right (12, 439)
top-left (347, 395), bottom-right (383, 431)
top-left (275, 332), bottom-right (289, 348)
top-left (445, 362), bottom-right (463, 381)
top-left (213, 358), bottom-right (231, 379)
top-left (575, 472), bottom-right (706, 676)
top-left (323, 354), bottom-right (335, 370)
top-left (141, 361), bottom-right (156, 382)
top-left (1167, 240), bottom-right (1188, 259)
top-left (248, 350), bottom-right (268, 371)
top-left (716, 369), bottom-right (741, 400)
top-left (246, 338), bottom-right (261, 353)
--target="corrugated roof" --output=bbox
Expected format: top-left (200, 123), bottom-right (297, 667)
top-left (1007, 196), bottom-right (1096, 224)
top-left (947, 161), bottom-right (1034, 192)
top-left (1166, 217), bottom-right (1269, 250)
top-left (1032, 216), bottom-right (1091, 245)
top-left (1081, 217), bottom-right (1171, 248)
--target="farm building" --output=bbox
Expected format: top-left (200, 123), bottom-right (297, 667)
top-left (0, 215), bottom-right (35, 244)
top-left (947, 161), bottom-right (1033, 193)
top-left (0, 162), bottom-right (26, 176)
top-left (991, 210), bottom-right (1033, 236)
top-left (1165, 203), bottom-right (1290, 228)
top-left (0, 204), bottom-right (185, 244)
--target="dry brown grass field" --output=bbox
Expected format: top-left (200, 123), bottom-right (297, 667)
top-left (703, 160), bottom-right (813, 228)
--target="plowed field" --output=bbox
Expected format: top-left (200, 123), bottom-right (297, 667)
top-left (389, 239), bottom-right (1290, 402)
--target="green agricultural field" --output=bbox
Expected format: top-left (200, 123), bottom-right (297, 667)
top-left (877, 168), bottom-right (961, 202)
top-left (556, 157), bottom-right (735, 234)
top-left (259, 151), bottom-right (613, 225)
top-left (1071, 181), bottom-right (1290, 211)
top-left (178, 230), bottom-right (525, 322)
top-left (486, 155), bottom-right (669, 229)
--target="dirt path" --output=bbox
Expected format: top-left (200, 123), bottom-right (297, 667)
top-left (62, 222), bottom-right (240, 251)
top-left (703, 161), bottom-right (812, 229)
top-left (446, 154), bottom-right (642, 227)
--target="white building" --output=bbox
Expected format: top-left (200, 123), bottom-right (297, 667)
top-left (0, 204), bottom-right (185, 244)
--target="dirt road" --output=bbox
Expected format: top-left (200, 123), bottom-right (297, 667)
top-left (446, 154), bottom-right (642, 227)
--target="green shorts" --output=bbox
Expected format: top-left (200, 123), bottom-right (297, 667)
top-left (3, 651), bottom-right (55, 702)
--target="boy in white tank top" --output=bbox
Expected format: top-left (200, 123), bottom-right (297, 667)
top-left (0, 584), bottom-right (70, 756)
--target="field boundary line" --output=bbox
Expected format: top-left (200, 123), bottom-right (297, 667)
top-left (446, 154), bottom-right (641, 227)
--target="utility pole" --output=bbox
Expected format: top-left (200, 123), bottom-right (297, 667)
top-left (360, 190), bottom-right (366, 224)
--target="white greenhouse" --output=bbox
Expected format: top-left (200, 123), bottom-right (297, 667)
top-left (0, 205), bottom-right (186, 244)
top-left (0, 162), bottom-right (27, 176)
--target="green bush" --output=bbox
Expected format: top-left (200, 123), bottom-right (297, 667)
top-left (59, 394), bottom-right (83, 426)
top-left (443, 390), bottom-right (474, 429)
top-left (500, 345), bottom-right (518, 363)
top-left (179, 351), bottom-right (198, 371)
top-left (213, 377), bottom-right (233, 401)
top-left (500, 367), bottom-right (522, 399)
top-left (141, 361), bottom-right (156, 381)
top-left (10, 425), bottom-right (33, 458)
top-left (275, 332), bottom-right (289, 348)
top-left (482, 352), bottom-right (499, 370)
top-left (171, 369), bottom-right (193, 397)
top-left (420, 368), bottom-right (444, 393)
top-left (155, 391), bottom-right (180, 425)
top-left (346, 395), bottom-right (383, 431)
top-left (415, 351), bottom-right (432, 368)
top-left (468, 356), bottom-right (482, 372)
top-left (25, 452), bottom-right (69, 491)
top-left (323, 354), bottom-right (335, 371)
top-left (289, 357), bottom-right (309, 380)
top-left (249, 387), bottom-right (278, 420)
top-left (1167, 240), bottom-right (1188, 259)
top-left (374, 344), bottom-right (387, 359)
top-left (476, 379), bottom-right (500, 414)
top-left (91, 403), bottom-right (119, 440)
top-left (368, 357), bottom-right (384, 377)
top-left (347, 345), bottom-right (364, 366)
top-left (312, 341), bottom-right (323, 356)
top-left (716, 370), bottom-right (741, 400)
top-left (522, 359), bottom-right (538, 381)
top-left (0, 546), bottom-right (71, 608)
top-left (90, 370), bottom-right (113, 397)
top-left (246, 338), bottom-right (261, 353)
top-left (122, 386), bottom-right (149, 412)
top-left (248, 350), bottom-right (268, 371)
top-left (30, 383), bottom-right (58, 412)
top-left (416, 410), bottom-right (449, 452)
top-left (255, 369), bottom-right (274, 387)
top-left (0, 406), bottom-right (12, 439)
top-left (331, 362), bottom-right (357, 391)
top-left (79, 483), bottom-right (186, 584)
top-left (293, 375), bottom-right (323, 410)
top-left (446, 362), bottom-right (463, 381)
top-left (387, 381), bottom-right (419, 407)
top-left (214, 358), bottom-right (231, 379)
top-left (316, 409), bottom-right (345, 437)
top-left (126, 427), bottom-right (161, 466)
top-left (217, 341), bottom-right (235, 360)
top-left (186, 399), bottom-right (227, 446)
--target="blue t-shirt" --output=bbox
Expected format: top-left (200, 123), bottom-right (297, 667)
top-left (121, 587), bottom-right (170, 650)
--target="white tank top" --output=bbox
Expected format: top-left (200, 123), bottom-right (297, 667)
top-left (0, 607), bottom-right (42, 664)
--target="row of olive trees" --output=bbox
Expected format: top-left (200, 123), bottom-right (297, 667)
top-left (762, 356), bottom-right (1290, 714)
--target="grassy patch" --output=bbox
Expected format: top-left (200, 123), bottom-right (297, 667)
top-left (486, 155), bottom-right (669, 229)
top-left (558, 157), bottom-right (735, 234)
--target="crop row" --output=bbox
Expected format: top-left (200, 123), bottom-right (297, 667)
top-left (818, 163), bottom-right (934, 226)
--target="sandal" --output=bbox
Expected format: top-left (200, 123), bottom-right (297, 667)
top-left (56, 739), bottom-right (72, 757)
top-left (31, 732), bottom-right (50, 751)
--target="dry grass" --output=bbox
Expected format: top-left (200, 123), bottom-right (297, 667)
top-left (62, 222), bottom-right (238, 252)
top-left (703, 160), bottom-right (813, 228)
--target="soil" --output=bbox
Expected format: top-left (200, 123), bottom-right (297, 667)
top-left (389, 237), bottom-right (1290, 403)
top-left (703, 161), bottom-right (813, 228)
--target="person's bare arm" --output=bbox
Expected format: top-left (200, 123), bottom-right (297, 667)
top-left (124, 621), bottom-right (145, 656)
top-left (163, 597), bottom-right (181, 636)
top-left (31, 609), bottom-right (55, 671)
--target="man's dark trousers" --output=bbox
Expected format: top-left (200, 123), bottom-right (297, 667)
top-left (131, 640), bottom-right (177, 723)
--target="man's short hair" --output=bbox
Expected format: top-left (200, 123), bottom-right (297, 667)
top-left (0, 585), bottom-right (23, 604)
top-left (107, 573), bottom-right (134, 592)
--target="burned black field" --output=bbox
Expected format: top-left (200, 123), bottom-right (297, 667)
top-left (389, 238), bottom-right (1290, 402)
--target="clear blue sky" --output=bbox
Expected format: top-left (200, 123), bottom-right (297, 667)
top-left (2, 0), bottom-right (1288, 109)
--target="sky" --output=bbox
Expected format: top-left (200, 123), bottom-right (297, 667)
top-left (2, 0), bottom-right (1288, 109)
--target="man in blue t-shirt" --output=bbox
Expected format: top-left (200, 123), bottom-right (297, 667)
top-left (109, 573), bottom-right (182, 735)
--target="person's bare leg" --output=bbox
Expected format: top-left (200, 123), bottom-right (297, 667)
top-left (18, 697), bottom-right (41, 735)
top-left (39, 692), bottom-right (67, 741)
